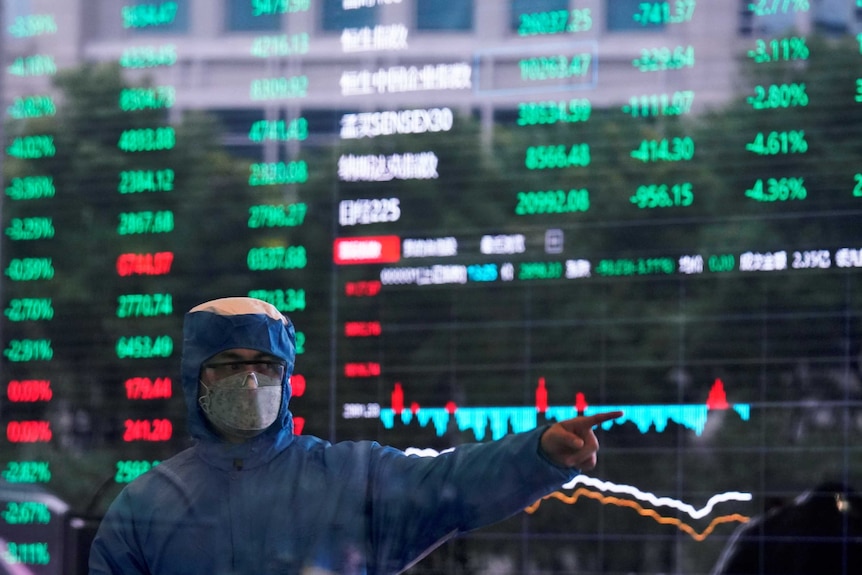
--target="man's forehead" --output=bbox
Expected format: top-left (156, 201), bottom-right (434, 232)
top-left (208, 348), bottom-right (276, 361)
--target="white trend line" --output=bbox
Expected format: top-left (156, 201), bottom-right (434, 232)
top-left (403, 447), bottom-right (752, 520)
top-left (562, 475), bottom-right (752, 520)
top-left (404, 446), bottom-right (452, 457)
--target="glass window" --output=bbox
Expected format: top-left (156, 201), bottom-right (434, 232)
top-left (322, 0), bottom-right (377, 32)
top-left (126, 0), bottom-right (190, 34)
top-left (225, 0), bottom-right (282, 31)
top-left (606, 0), bottom-right (663, 31)
top-left (416, 0), bottom-right (473, 31)
top-left (5, 0), bottom-right (31, 28)
top-left (813, 0), bottom-right (849, 35)
top-left (745, 12), bottom-right (796, 36)
top-left (510, 0), bottom-right (568, 31)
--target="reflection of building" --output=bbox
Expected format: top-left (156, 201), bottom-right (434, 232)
top-left (5, 0), bottom-right (860, 157)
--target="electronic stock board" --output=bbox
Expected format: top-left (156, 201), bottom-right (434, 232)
top-left (2, 1), bottom-right (861, 573)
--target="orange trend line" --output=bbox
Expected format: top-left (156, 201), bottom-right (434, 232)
top-left (525, 488), bottom-right (750, 542)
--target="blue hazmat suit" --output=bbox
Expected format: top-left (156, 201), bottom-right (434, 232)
top-left (89, 297), bottom-right (579, 575)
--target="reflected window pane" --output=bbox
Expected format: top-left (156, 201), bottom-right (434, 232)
top-left (606, 0), bottom-right (663, 31)
top-left (416, 0), bottom-right (473, 31)
top-left (322, 0), bottom-right (377, 31)
top-left (225, 0), bottom-right (282, 31)
top-left (510, 0), bottom-right (568, 31)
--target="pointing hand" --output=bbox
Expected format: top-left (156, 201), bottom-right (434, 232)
top-left (539, 411), bottom-right (624, 470)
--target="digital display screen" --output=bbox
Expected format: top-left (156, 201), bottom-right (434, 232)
top-left (2, 1), bottom-right (861, 573)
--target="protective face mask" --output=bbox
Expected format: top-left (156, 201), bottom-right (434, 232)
top-left (198, 371), bottom-right (283, 439)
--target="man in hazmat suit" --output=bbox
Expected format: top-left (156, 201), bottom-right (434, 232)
top-left (89, 296), bottom-right (622, 574)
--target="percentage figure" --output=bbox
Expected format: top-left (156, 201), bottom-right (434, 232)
top-left (748, 36), bottom-right (810, 63)
top-left (7, 55), bottom-right (57, 77)
top-left (3, 339), bottom-right (53, 362)
top-left (1, 461), bottom-right (51, 483)
top-left (7, 380), bottom-right (53, 402)
top-left (5, 217), bottom-right (55, 240)
top-left (5, 541), bottom-right (50, 565)
top-left (6, 421), bottom-right (52, 443)
top-left (745, 130), bottom-right (808, 155)
top-left (4, 258), bottom-right (54, 281)
top-left (745, 177), bottom-right (808, 202)
top-left (6, 135), bottom-right (55, 159)
top-left (791, 249), bottom-right (831, 269)
top-left (5, 176), bottom-right (55, 200)
top-left (7, 95), bottom-right (56, 119)
top-left (7, 14), bottom-right (57, 38)
top-left (4, 298), bottom-right (54, 321)
top-left (2, 502), bottom-right (51, 525)
top-left (748, 0), bottom-right (810, 16)
top-left (747, 83), bottom-right (809, 109)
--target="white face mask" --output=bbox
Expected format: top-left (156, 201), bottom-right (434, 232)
top-left (198, 371), bottom-right (283, 439)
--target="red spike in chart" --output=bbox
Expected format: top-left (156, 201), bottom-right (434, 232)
top-left (392, 382), bottom-right (404, 415)
top-left (706, 378), bottom-right (730, 410)
top-left (575, 392), bottom-right (589, 414)
top-left (536, 377), bottom-right (548, 413)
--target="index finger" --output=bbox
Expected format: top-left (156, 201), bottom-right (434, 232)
top-left (581, 410), bottom-right (625, 428)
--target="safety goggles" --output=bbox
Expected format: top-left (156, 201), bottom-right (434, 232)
top-left (202, 359), bottom-right (286, 380)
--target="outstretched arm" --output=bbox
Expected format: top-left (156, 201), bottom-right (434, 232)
top-left (539, 411), bottom-right (624, 469)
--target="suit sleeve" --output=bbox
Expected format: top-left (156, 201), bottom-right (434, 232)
top-left (366, 426), bottom-right (578, 573)
top-left (88, 489), bottom-right (150, 575)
